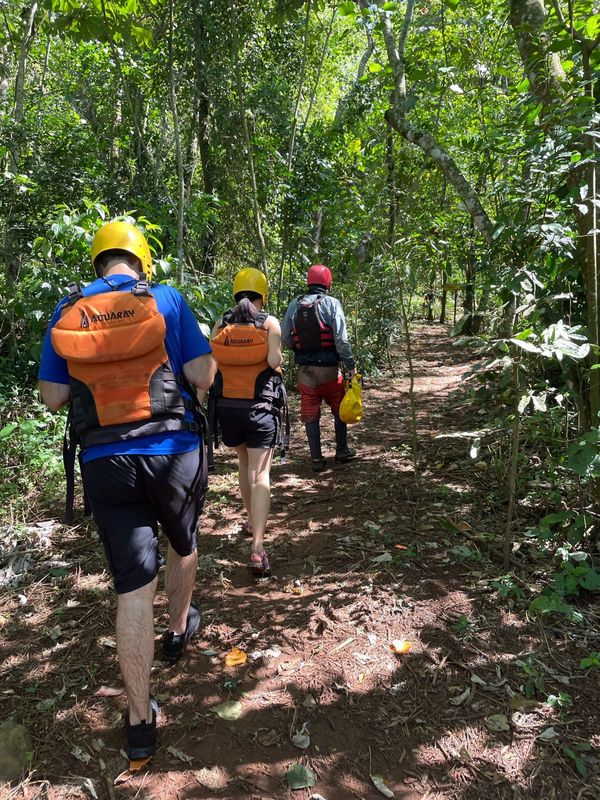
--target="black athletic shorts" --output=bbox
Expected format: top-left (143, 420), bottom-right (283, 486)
top-left (217, 403), bottom-right (278, 449)
top-left (82, 449), bottom-right (204, 594)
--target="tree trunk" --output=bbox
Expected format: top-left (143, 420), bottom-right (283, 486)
top-left (168, 0), bottom-right (186, 279)
top-left (10, 1), bottom-right (39, 172)
top-left (508, 0), bottom-right (565, 104)
top-left (381, 9), bottom-right (495, 243)
top-left (386, 123), bottom-right (396, 249)
top-left (191, 8), bottom-right (217, 274)
top-left (229, 0), bottom-right (268, 273)
top-left (439, 266), bottom-right (447, 324)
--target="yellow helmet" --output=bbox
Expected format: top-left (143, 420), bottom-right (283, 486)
top-left (233, 268), bottom-right (268, 302)
top-left (91, 220), bottom-right (153, 280)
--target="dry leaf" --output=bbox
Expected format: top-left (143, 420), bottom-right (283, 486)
top-left (371, 774), bottom-right (395, 797)
top-left (390, 639), bottom-right (412, 654)
top-left (485, 714), bottom-right (510, 732)
top-left (225, 647), bottom-right (247, 667)
top-left (114, 757), bottom-right (152, 785)
top-left (213, 700), bottom-right (243, 721)
top-left (71, 746), bottom-right (91, 764)
top-left (456, 520), bottom-right (473, 532)
top-left (94, 685), bottom-right (123, 697)
top-left (166, 745), bottom-right (193, 763)
top-left (257, 728), bottom-right (279, 746)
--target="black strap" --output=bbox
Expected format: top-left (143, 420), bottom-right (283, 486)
top-left (175, 373), bottom-right (210, 492)
top-left (131, 279), bottom-right (151, 297)
top-left (63, 283), bottom-right (84, 308)
top-left (62, 407), bottom-right (78, 525)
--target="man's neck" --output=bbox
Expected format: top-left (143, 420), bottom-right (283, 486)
top-left (102, 264), bottom-right (140, 280)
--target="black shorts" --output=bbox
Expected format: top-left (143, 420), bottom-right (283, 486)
top-left (217, 403), bottom-right (278, 449)
top-left (82, 449), bottom-right (204, 594)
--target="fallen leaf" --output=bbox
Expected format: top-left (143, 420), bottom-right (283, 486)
top-left (213, 700), bottom-right (243, 721)
top-left (114, 757), bottom-right (152, 785)
top-left (286, 763), bottom-right (316, 790)
top-left (458, 746), bottom-right (472, 762)
top-left (264, 646), bottom-right (282, 658)
top-left (308, 795), bottom-right (328, 800)
top-left (166, 745), bottom-right (193, 763)
top-left (485, 714), bottom-right (510, 732)
top-left (371, 774), bottom-right (395, 797)
top-left (80, 777), bottom-right (98, 799)
top-left (94, 685), bottom-right (123, 697)
top-left (71, 746), bottom-right (91, 764)
top-left (225, 647), bottom-right (247, 667)
top-left (372, 552), bottom-right (393, 563)
top-left (508, 694), bottom-right (540, 712)
top-left (470, 674), bottom-right (487, 686)
top-left (302, 693), bottom-right (317, 709)
top-left (394, 545), bottom-right (407, 550)
top-left (390, 639), bottom-right (412, 654)
top-left (202, 648), bottom-right (218, 657)
top-left (98, 637), bottom-right (117, 649)
top-left (291, 723), bottom-right (310, 749)
top-left (358, 672), bottom-right (365, 684)
top-left (257, 728), bottom-right (279, 746)
top-left (538, 726), bottom-right (559, 741)
top-left (456, 520), bottom-right (473, 532)
top-left (449, 687), bottom-right (472, 706)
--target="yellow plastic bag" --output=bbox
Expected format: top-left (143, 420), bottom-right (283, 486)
top-left (339, 374), bottom-right (363, 424)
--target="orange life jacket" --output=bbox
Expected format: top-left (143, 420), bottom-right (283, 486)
top-left (210, 311), bottom-right (279, 401)
top-left (51, 281), bottom-right (194, 447)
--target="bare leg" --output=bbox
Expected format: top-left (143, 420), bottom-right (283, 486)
top-left (247, 447), bottom-right (273, 557)
top-left (165, 546), bottom-right (198, 635)
top-left (234, 444), bottom-right (252, 532)
top-left (116, 576), bottom-right (157, 725)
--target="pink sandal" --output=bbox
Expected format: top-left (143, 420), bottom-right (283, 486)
top-left (247, 550), bottom-right (271, 578)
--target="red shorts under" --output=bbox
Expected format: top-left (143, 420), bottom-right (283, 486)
top-left (299, 374), bottom-right (345, 423)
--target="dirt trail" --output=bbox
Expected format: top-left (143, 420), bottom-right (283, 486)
top-left (2, 325), bottom-right (598, 800)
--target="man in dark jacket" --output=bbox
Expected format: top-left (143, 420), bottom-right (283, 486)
top-left (281, 264), bottom-right (357, 471)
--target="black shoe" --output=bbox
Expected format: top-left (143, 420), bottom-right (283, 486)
top-left (311, 457), bottom-right (326, 472)
top-left (335, 448), bottom-right (356, 463)
top-left (126, 698), bottom-right (158, 760)
top-left (162, 602), bottom-right (201, 662)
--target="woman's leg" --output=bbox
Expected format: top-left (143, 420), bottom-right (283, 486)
top-left (246, 447), bottom-right (273, 557)
top-left (234, 444), bottom-right (252, 531)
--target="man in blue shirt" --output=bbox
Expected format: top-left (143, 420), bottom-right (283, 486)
top-left (281, 264), bottom-right (357, 471)
top-left (38, 221), bottom-right (215, 761)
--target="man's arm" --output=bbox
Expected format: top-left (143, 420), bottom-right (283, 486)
top-left (327, 298), bottom-right (357, 376)
top-left (280, 301), bottom-right (296, 349)
top-left (183, 353), bottom-right (217, 391)
top-left (38, 380), bottom-right (71, 412)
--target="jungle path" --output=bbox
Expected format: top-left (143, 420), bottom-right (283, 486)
top-left (2, 325), bottom-right (598, 800)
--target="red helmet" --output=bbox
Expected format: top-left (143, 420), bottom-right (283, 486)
top-left (307, 264), bottom-right (332, 289)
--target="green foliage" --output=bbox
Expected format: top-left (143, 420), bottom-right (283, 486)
top-left (579, 652), bottom-right (600, 670)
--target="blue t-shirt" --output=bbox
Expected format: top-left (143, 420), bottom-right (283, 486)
top-left (38, 275), bottom-right (212, 463)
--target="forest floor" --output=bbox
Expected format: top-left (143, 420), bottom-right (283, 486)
top-left (2, 324), bottom-right (600, 800)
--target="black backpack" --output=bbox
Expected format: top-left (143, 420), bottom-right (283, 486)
top-left (292, 296), bottom-right (335, 354)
